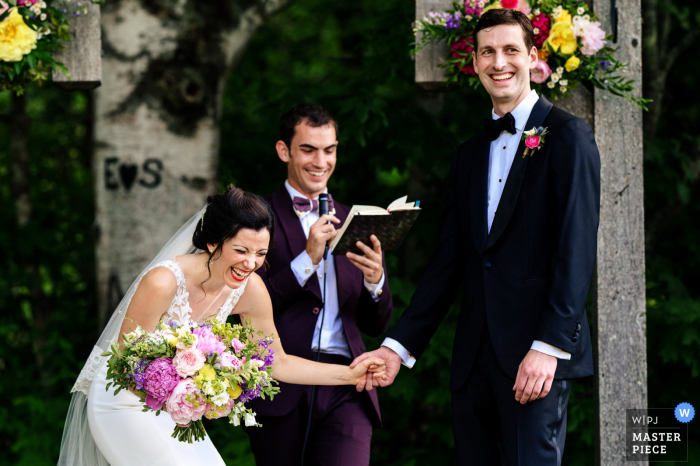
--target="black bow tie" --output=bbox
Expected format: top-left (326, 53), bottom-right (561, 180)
top-left (484, 112), bottom-right (517, 141)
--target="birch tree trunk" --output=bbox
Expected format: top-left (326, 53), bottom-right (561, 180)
top-left (95, 0), bottom-right (286, 325)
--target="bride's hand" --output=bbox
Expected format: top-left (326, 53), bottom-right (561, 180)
top-left (349, 356), bottom-right (387, 390)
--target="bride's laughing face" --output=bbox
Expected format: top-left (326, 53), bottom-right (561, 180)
top-left (209, 228), bottom-right (270, 289)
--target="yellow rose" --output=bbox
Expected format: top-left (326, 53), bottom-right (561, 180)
top-left (0, 8), bottom-right (38, 62)
top-left (565, 55), bottom-right (581, 72)
top-left (196, 364), bottom-right (216, 383)
top-left (555, 9), bottom-right (572, 24)
top-left (546, 22), bottom-right (578, 55)
top-left (227, 383), bottom-right (243, 400)
top-left (482, 2), bottom-right (503, 13)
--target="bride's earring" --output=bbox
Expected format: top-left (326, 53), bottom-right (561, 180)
top-left (209, 257), bottom-right (214, 265)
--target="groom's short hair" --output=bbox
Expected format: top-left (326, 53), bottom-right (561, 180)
top-left (473, 9), bottom-right (535, 53)
top-left (280, 104), bottom-right (339, 150)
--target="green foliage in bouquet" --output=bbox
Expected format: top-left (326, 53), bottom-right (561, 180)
top-left (413, 0), bottom-right (650, 109)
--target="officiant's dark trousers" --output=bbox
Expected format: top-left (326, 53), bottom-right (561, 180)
top-left (243, 354), bottom-right (375, 466)
top-left (452, 325), bottom-right (573, 466)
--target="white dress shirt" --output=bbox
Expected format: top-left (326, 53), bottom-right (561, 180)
top-left (285, 181), bottom-right (385, 358)
top-left (382, 91), bottom-right (570, 368)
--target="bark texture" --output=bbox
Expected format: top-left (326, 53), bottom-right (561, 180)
top-left (95, 0), bottom-right (286, 326)
top-left (592, 0), bottom-right (647, 464)
top-left (415, 0), bottom-right (452, 91)
top-left (52, 1), bottom-right (102, 90)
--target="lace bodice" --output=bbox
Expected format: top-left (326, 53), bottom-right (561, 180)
top-left (146, 260), bottom-right (248, 326)
top-left (71, 259), bottom-right (248, 396)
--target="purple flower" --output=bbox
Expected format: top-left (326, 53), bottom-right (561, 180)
top-left (142, 357), bottom-right (180, 411)
top-left (127, 359), bottom-right (149, 390)
top-left (445, 12), bottom-right (461, 29)
top-left (168, 321), bottom-right (178, 329)
top-left (238, 384), bottom-right (262, 403)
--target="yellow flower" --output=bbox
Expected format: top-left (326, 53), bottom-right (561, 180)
top-left (482, 2), bottom-right (502, 14)
top-left (196, 364), bottom-right (216, 383)
top-left (555, 9), bottom-right (572, 24)
top-left (0, 8), bottom-right (38, 62)
top-left (227, 383), bottom-right (243, 400)
top-left (546, 22), bottom-right (578, 55)
top-left (565, 55), bottom-right (581, 72)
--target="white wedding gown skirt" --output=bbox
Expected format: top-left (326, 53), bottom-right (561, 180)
top-left (87, 362), bottom-right (226, 466)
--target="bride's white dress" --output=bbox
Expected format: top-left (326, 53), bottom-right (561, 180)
top-left (86, 260), bottom-right (248, 466)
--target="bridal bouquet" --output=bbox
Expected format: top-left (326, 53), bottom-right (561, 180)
top-left (413, 0), bottom-right (649, 109)
top-left (102, 317), bottom-right (280, 443)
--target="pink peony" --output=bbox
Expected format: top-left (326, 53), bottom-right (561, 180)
top-left (516, 0), bottom-right (531, 15)
top-left (194, 326), bottom-right (226, 356)
top-left (142, 357), bottom-right (180, 411)
top-left (204, 398), bottom-right (237, 420)
top-left (501, 0), bottom-right (518, 8)
top-left (531, 14), bottom-right (551, 48)
top-left (17, 0), bottom-right (38, 5)
top-left (530, 60), bottom-right (552, 83)
top-left (173, 347), bottom-right (206, 377)
top-left (580, 21), bottom-right (606, 56)
top-left (463, 0), bottom-right (483, 16)
top-left (219, 352), bottom-right (242, 369)
top-left (525, 135), bottom-right (541, 149)
top-left (166, 378), bottom-right (208, 425)
top-left (231, 338), bottom-right (245, 354)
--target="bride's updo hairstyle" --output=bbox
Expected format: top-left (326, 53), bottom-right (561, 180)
top-left (192, 184), bottom-right (274, 284)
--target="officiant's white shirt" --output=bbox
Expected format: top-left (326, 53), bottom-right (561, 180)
top-left (286, 181), bottom-right (384, 358)
top-left (383, 90), bottom-right (570, 368)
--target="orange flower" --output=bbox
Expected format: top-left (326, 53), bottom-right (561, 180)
top-left (538, 48), bottom-right (550, 62)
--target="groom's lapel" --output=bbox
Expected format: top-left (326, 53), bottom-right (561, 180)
top-left (485, 95), bottom-right (553, 252)
top-left (469, 134), bottom-right (490, 257)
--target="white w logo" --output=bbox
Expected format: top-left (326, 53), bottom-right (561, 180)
top-left (680, 409), bottom-right (691, 417)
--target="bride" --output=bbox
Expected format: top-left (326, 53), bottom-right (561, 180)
top-left (58, 186), bottom-right (386, 466)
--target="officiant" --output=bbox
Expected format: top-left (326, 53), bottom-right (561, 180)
top-left (243, 104), bottom-right (393, 466)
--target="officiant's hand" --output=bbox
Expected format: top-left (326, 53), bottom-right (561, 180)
top-left (346, 235), bottom-right (384, 284)
top-left (306, 214), bottom-right (341, 265)
top-left (513, 349), bottom-right (558, 404)
top-left (350, 346), bottom-right (402, 392)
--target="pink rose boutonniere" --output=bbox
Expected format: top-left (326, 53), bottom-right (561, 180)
top-left (521, 126), bottom-right (549, 158)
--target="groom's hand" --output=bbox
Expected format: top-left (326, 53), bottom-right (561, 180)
top-left (513, 350), bottom-right (558, 404)
top-left (350, 346), bottom-right (402, 392)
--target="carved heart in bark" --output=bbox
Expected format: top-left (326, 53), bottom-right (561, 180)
top-left (119, 164), bottom-right (138, 191)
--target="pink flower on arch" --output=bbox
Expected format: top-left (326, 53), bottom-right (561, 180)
top-left (451, 35), bottom-right (478, 75)
top-left (580, 21), bottom-right (606, 56)
top-left (501, 0), bottom-right (518, 8)
top-left (516, 0), bottom-right (531, 15)
top-left (530, 60), bottom-right (552, 84)
top-left (531, 14), bottom-right (551, 48)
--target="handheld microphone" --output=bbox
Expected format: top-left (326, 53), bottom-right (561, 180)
top-left (319, 193), bottom-right (330, 260)
top-left (302, 192), bottom-right (330, 464)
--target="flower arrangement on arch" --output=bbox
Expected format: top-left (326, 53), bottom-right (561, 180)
top-left (412, 0), bottom-right (649, 109)
top-left (102, 316), bottom-right (280, 443)
top-left (0, 0), bottom-right (90, 94)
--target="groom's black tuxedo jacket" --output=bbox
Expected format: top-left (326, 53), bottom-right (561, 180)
top-left (388, 96), bottom-right (600, 391)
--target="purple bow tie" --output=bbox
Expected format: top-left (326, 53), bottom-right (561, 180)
top-left (292, 194), bottom-right (335, 219)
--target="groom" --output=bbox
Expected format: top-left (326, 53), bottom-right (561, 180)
top-left (354, 9), bottom-right (600, 465)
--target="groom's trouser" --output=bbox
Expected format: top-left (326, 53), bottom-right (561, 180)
top-left (243, 354), bottom-right (375, 466)
top-left (452, 325), bottom-right (572, 466)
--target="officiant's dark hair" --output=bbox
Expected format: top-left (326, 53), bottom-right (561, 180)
top-left (473, 9), bottom-right (535, 53)
top-left (192, 184), bottom-right (275, 291)
top-left (280, 104), bottom-right (339, 149)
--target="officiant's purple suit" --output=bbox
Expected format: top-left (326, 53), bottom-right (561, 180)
top-left (244, 186), bottom-right (393, 465)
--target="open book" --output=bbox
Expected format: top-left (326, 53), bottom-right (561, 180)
top-left (330, 196), bottom-right (421, 256)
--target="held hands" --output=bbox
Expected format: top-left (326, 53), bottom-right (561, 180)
top-left (349, 356), bottom-right (388, 390)
top-left (513, 349), bottom-right (558, 404)
top-left (350, 346), bottom-right (402, 392)
top-left (306, 214), bottom-right (341, 265)
top-left (346, 235), bottom-right (384, 284)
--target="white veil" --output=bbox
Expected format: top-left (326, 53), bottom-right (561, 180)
top-left (57, 205), bottom-right (207, 466)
